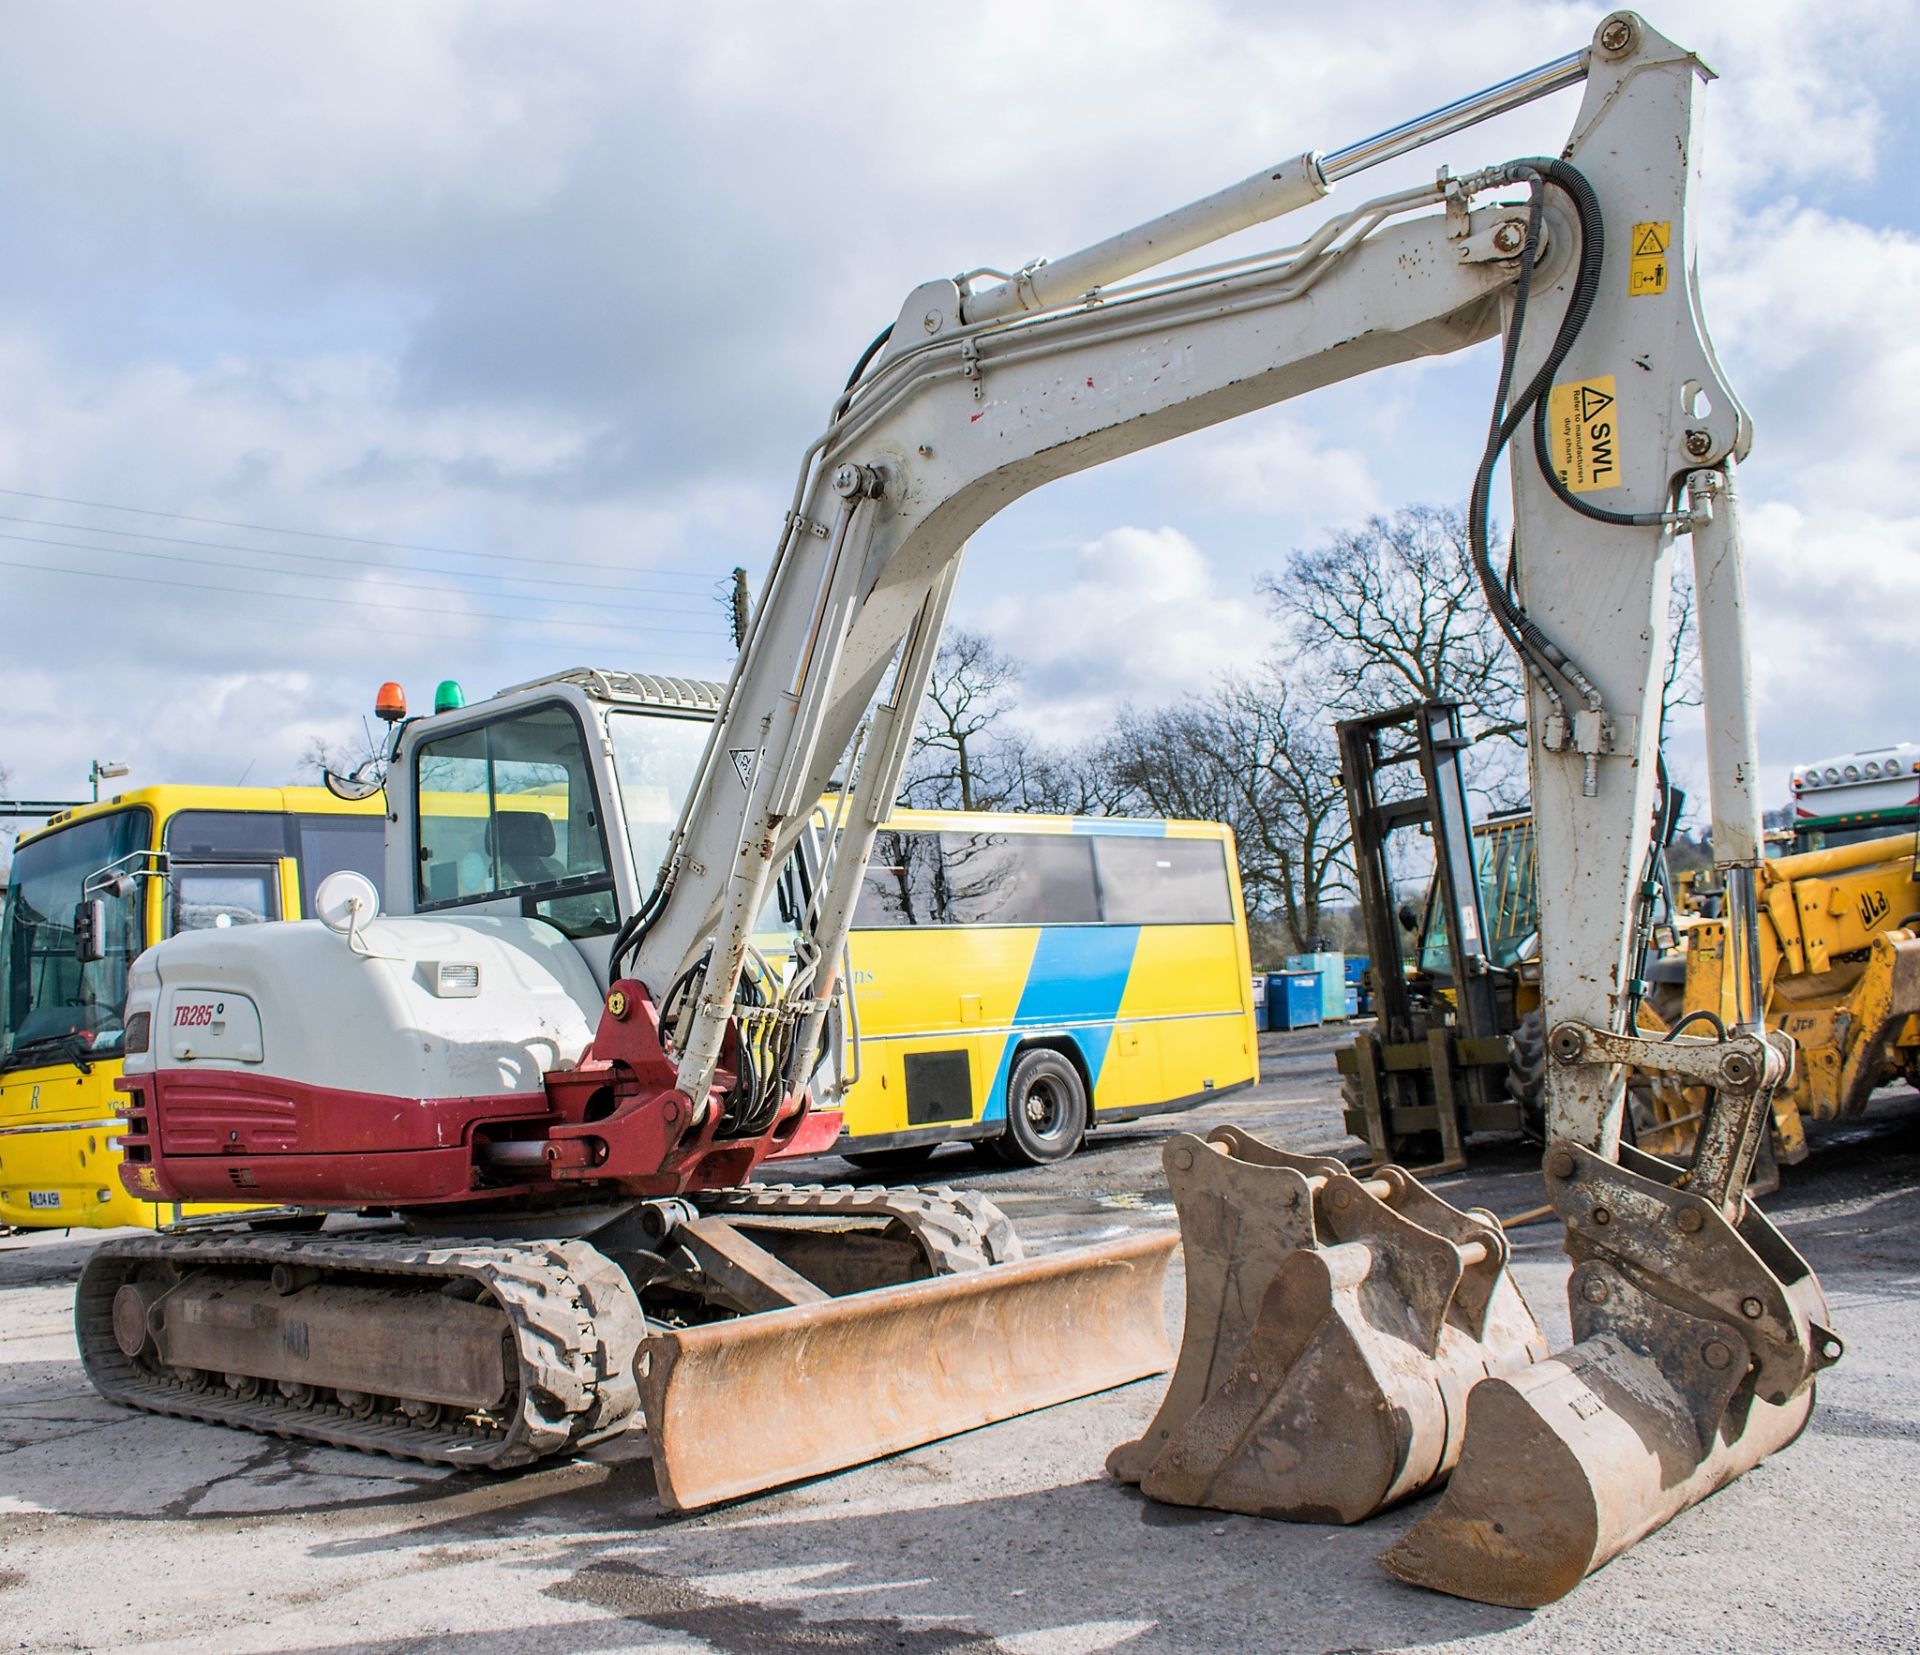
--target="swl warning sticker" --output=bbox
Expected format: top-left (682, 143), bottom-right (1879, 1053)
top-left (1628, 220), bottom-right (1669, 296)
top-left (729, 748), bottom-right (761, 788)
top-left (1547, 376), bottom-right (1621, 493)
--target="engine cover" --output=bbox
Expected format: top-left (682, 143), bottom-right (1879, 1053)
top-left (118, 915), bottom-right (602, 1205)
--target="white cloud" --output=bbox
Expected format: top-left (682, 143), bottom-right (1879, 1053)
top-left (1186, 416), bottom-right (1383, 522)
top-left (0, 0), bottom-right (1913, 813)
top-left (1706, 204), bottom-right (1920, 511)
top-left (976, 527), bottom-right (1265, 742)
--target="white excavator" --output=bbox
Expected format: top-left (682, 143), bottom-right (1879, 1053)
top-left (79, 13), bottom-right (1834, 1607)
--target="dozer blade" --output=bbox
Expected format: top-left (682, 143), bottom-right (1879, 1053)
top-left (1383, 1140), bottom-right (1841, 1606)
top-left (638, 1229), bottom-right (1176, 1511)
top-left (1110, 1127), bottom-right (1546, 1522)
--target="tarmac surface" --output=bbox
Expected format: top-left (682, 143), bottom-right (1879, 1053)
top-left (3, 1023), bottom-right (1917, 1653)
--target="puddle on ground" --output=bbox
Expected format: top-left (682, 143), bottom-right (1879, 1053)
top-left (1091, 1192), bottom-right (1176, 1218)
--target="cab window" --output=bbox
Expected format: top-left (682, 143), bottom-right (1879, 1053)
top-left (415, 703), bottom-right (615, 938)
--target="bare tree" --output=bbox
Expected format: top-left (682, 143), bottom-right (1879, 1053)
top-left (1661, 564), bottom-right (1702, 740)
top-left (901, 629), bottom-right (1023, 811)
top-left (1262, 505), bottom-right (1525, 744)
top-left (1109, 669), bottom-right (1350, 950)
top-left (999, 734), bottom-right (1135, 817)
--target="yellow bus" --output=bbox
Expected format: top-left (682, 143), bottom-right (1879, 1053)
top-left (0, 785), bottom-right (385, 1229)
top-left (818, 807), bottom-right (1259, 1169)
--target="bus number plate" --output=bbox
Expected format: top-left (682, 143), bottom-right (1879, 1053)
top-left (27, 1190), bottom-right (62, 1210)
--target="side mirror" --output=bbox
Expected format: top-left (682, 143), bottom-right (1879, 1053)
top-left (1397, 902), bottom-right (1420, 934)
top-left (325, 760), bottom-right (385, 802)
top-left (73, 898), bottom-right (107, 964)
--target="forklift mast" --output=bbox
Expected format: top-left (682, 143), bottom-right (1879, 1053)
top-left (1337, 701), bottom-right (1524, 1164)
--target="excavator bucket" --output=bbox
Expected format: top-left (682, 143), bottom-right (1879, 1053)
top-left (1109, 1127), bottom-right (1546, 1521)
top-left (1381, 1140), bottom-right (1840, 1606)
top-left (639, 1229), bottom-right (1177, 1510)
top-left (1379, 1327), bottom-right (1812, 1607)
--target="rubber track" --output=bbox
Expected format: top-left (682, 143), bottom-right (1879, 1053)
top-left (699, 1182), bottom-right (1024, 1273)
top-left (75, 1231), bottom-right (646, 1470)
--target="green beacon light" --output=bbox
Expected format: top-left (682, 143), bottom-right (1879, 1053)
top-left (434, 679), bottom-right (466, 714)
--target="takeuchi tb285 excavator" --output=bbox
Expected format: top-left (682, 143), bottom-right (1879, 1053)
top-left (78, 13), bottom-right (1836, 1607)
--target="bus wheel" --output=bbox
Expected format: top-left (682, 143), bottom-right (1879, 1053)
top-left (994, 1049), bottom-right (1087, 1166)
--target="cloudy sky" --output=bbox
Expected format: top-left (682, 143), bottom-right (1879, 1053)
top-left (0, 1), bottom-right (1913, 824)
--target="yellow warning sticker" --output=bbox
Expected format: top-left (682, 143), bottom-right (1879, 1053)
top-left (1628, 220), bottom-right (1669, 296)
top-left (1547, 375), bottom-right (1621, 493)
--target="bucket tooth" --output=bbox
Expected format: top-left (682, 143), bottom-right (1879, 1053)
top-left (640, 1229), bottom-right (1175, 1511)
top-left (1111, 1128), bottom-right (1546, 1521)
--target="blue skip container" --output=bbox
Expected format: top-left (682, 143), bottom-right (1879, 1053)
top-left (1267, 969), bottom-right (1323, 1031)
top-left (1251, 974), bottom-right (1270, 1032)
top-left (1287, 952), bottom-right (1346, 1020)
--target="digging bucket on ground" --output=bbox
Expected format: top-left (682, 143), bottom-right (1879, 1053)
top-left (1109, 1127), bottom-right (1547, 1521)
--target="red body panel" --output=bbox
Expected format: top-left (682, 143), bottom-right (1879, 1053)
top-left (117, 979), bottom-right (841, 1211)
top-left (152, 1069), bottom-right (534, 1158)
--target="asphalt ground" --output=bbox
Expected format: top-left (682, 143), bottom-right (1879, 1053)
top-left (2, 1023), bottom-right (1917, 1653)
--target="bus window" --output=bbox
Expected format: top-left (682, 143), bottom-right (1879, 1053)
top-left (294, 815), bottom-right (386, 916)
top-left (1093, 837), bottom-right (1234, 925)
top-left (941, 832), bottom-right (1099, 925)
top-left (164, 810), bottom-right (290, 861)
top-left (0, 809), bottom-right (150, 1066)
top-left (415, 703), bottom-right (615, 938)
top-left (162, 810), bottom-right (288, 937)
top-left (172, 868), bottom-right (279, 933)
top-left (855, 829), bottom-right (944, 927)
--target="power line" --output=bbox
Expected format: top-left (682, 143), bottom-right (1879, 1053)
top-left (0, 551), bottom-right (734, 640)
top-left (0, 484), bottom-right (727, 580)
top-left (0, 525), bottom-right (724, 621)
top-left (0, 557), bottom-right (732, 662)
top-left (0, 510), bottom-right (731, 603)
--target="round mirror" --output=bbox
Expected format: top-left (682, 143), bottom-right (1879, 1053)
top-left (324, 764), bottom-right (384, 802)
top-left (313, 870), bottom-right (380, 935)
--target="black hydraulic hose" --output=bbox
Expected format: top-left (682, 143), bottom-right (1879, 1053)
top-left (1664, 1007), bottom-right (1728, 1042)
top-left (1625, 751), bottom-right (1677, 1027)
top-left (609, 873), bottom-right (673, 980)
top-left (1464, 163), bottom-right (1586, 704)
top-left (843, 324), bottom-right (895, 392)
top-left (1522, 162), bottom-right (1684, 530)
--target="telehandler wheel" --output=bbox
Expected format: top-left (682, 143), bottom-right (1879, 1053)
top-left (1506, 1009), bottom-right (1547, 1143)
top-left (991, 1048), bottom-right (1088, 1166)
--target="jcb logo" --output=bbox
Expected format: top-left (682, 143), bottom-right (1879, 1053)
top-left (1860, 890), bottom-right (1890, 930)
